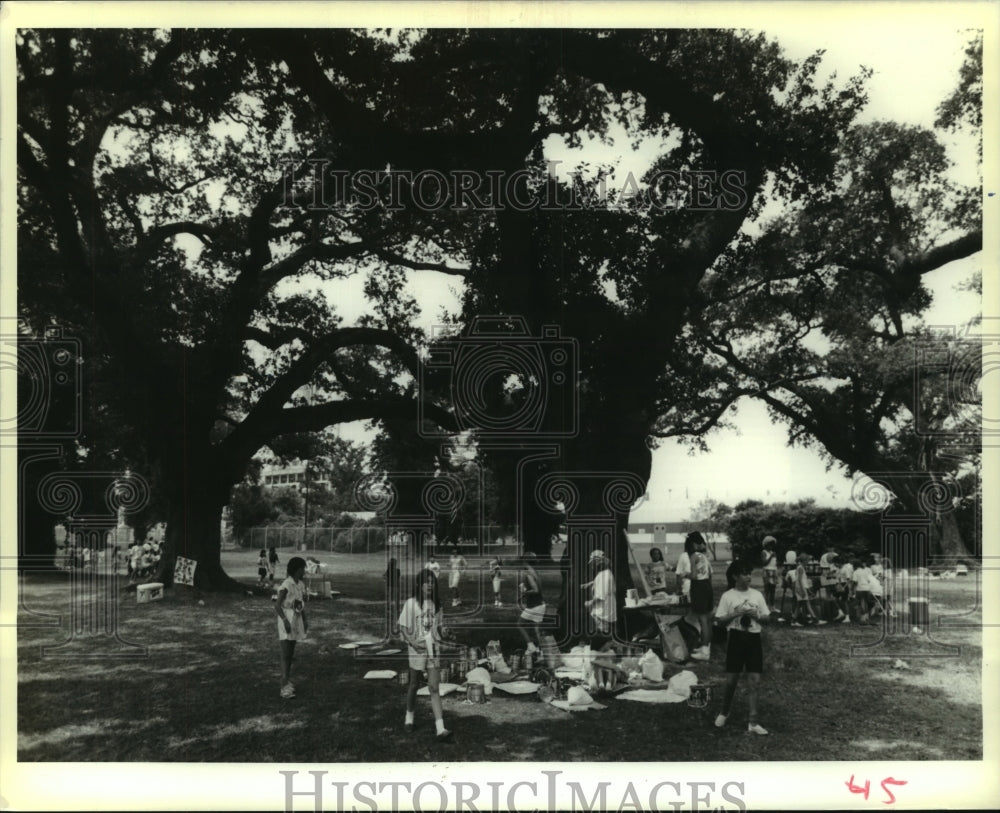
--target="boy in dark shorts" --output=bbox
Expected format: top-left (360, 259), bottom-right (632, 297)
top-left (714, 561), bottom-right (770, 735)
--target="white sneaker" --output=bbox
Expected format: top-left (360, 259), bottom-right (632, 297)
top-left (452, 599), bottom-right (460, 607)
top-left (714, 714), bottom-right (727, 728)
top-left (816, 620), bottom-right (828, 625)
top-left (790, 621), bottom-right (803, 627)
top-left (690, 647), bottom-right (709, 661)
top-left (747, 723), bottom-right (769, 735)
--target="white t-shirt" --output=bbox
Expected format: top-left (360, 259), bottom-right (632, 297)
top-left (675, 552), bottom-right (691, 578)
top-left (761, 549), bottom-right (778, 571)
top-left (591, 567), bottom-right (617, 624)
top-left (398, 597), bottom-right (442, 653)
top-left (839, 562), bottom-right (854, 584)
top-left (853, 566), bottom-right (874, 592)
top-left (715, 587), bottom-right (770, 633)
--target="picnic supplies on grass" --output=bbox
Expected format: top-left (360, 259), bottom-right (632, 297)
top-left (549, 697), bottom-right (607, 712)
top-left (668, 670), bottom-right (699, 699)
top-left (639, 649), bottom-right (665, 682)
top-left (660, 622), bottom-right (689, 664)
top-left (539, 634), bottom-right (561, 669)
top-left (618, 689), bottom-right (687, 704)
top-left (417, 683), bottom-right (462, 697)
top-left (492, 680), bottom-right (541, 695)
top-left (464, 667), bottom-right (494, 695)
top-left (363, 670), bottom-right (397, 680)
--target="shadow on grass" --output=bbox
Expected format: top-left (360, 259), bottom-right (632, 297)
top-left (16, 568), bottom-right (983, 763)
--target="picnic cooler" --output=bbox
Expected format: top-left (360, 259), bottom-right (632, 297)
top-left (136, 582), bottom-right (164, 603)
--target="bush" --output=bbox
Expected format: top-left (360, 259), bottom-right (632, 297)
top-left (726, 499), bottom-right (881, 565)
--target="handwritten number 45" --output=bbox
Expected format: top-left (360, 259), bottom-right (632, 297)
top-left (846, 775), bottom-right (907, 804)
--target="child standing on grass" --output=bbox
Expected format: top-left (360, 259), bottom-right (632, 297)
top-left (267, 546), bottom-right (279, 585)
top-left (257, 549), bottom-right (268, 587)
top-left (448, 548), bottom-right (468, 607)
top-left (852, 559), bottom-right (875, 623)
top-left (714, 561), bottom-right (770, 735)
top-left (791, 553), bottom-right (826, 626)
top-left (489, 555), bottom-right (503, 606)
top-left (276, 556), bottom-right (308, 699)
top-left (686, 532), bottom-right (714, 661)
top-left (760, 536), bottom-right (779, 612)
top-left (517, 552), bottom-right (546, 655)
top-left (399, 571), bottom-right (452, 742)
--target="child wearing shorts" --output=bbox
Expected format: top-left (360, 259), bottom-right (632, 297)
top-left (714, 561), bottom-right (770, 735)
top-left (489, 556), bottom-right (503, 606)
top-left (398, 570), bottom-right (452, 741)
top-left (517, 552), bottom-right (546, 654)
top-left (276, 557), bottom-right (308, 698)
top-left (257, 549), bottom-right (268, 587)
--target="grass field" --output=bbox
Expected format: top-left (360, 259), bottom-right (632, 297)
top-left (16, 546), bottom-right (983, 762)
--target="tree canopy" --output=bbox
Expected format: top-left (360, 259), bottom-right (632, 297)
top-left (17, 27), bottom-right (982, 601)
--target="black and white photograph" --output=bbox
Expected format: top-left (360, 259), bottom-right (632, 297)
top-left (1, 1), bottom-right (997, 810)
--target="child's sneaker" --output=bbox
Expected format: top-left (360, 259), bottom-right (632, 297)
top-left (436, 729), bottom-right (453, 742)
top-left (452, 599), bottom-right (460, 607)
top-left (790, 621), bottom-right (803, 627)
top-left (714, 713), bottom-right (727, 728)
top-left (816, 619), bottom-right (828, 625)
top-left (280, 684), bottom-right (295, 699)
top-left (747, 723), bottom-right (769, 735)
top-left (690, 646), bottom-right (710, 661)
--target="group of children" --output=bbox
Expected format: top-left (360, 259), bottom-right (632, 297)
top-left (762, 539), bottom-right (891, 626)
top-left (272, 532), bottom-right (894, 741)
top-left (255, 546), bottom-right (279, 588)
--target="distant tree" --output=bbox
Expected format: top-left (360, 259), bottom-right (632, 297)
top-left (686, 499), bottom-right (732, 560)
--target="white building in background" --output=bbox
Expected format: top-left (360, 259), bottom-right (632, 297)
top-left (260, 463), bottom-right (330, 490)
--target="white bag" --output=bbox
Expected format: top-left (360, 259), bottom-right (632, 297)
top-left (639, 649), bottom-right (664, 682)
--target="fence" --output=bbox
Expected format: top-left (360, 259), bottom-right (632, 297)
top-left (241, 525), bottom-right (518, 554)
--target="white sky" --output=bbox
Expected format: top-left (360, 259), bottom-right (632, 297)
top-left (317, 26), bottom-right (983, 521)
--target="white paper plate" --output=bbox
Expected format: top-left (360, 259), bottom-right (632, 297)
top-left (339, 643), bottom-right (362, 650)
top-left (363, 670), bottom-right (397, 680)
top-left (417, 682), bottom-right (464, 697)
top-left (376, 648), bottom-right (402, 656)
top-left (355, 640), bottom-right (378, 647)
top-left (492, 681), bottom-right (540, 695)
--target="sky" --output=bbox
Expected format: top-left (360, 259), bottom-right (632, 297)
top-left (307, 24), bottom-right (983, 522)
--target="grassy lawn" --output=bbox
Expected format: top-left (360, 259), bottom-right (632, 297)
top-left (17, 547), bottom-right (982, 762)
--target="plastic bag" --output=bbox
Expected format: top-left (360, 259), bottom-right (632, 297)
top-left (660, 624), bottom-right (688, 664)
top-left (639, 649), bottom-right (664, 682)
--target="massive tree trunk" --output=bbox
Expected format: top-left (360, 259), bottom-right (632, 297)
top-left (155, 433), bottom-right (245, 591)
top-left (862, 470), bottom-right (973, 566)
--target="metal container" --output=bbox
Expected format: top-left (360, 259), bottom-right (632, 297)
top-left (466, 682), bottom-right (486, 704)
top-left (687, 685), bottom-right (710, 709)
top-left (397, 670), bottom-right (410, 686)
top-left (510, 654), bottom-right (522, 672)
top-left (523, 651), bottom-right (533, 671)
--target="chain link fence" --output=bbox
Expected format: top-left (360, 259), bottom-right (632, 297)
top-left (239, 525), bottom-right (518, 554)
